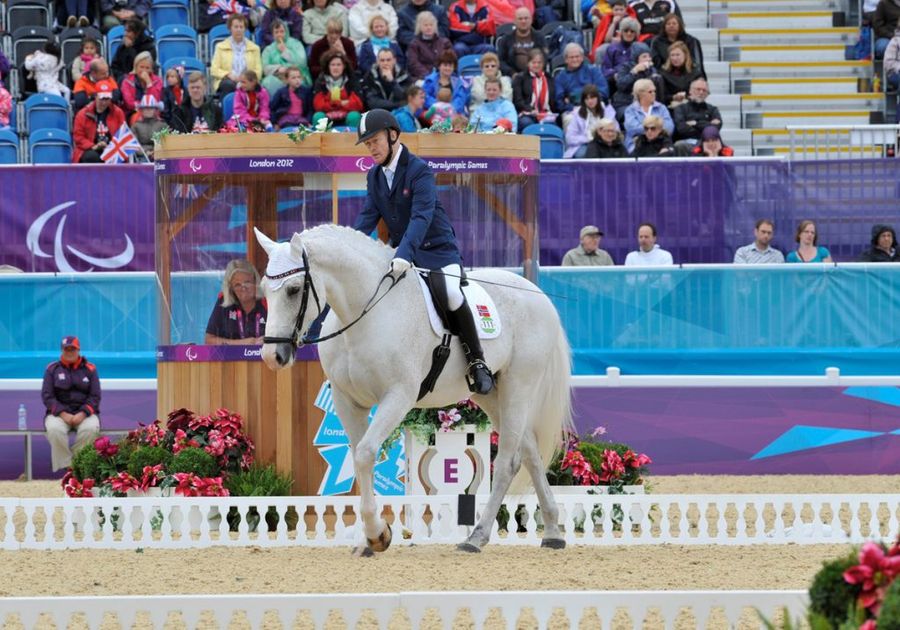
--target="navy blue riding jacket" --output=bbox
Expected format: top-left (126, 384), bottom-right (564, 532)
top-left (41, 357), bottom-right (101, 416)
top-left (353, 145), bottom-right (463, 271)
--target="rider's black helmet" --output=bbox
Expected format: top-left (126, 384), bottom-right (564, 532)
top-left (356, 109), bottom-right (401, 144)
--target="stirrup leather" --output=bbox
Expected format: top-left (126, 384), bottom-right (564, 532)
top-left (465, 358), bottom-right (495, 394)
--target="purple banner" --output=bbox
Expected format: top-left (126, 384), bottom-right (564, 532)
top-left (0, 164), bottom-right (155, 272)
top-left (156, 344), bottom-right (318, 362)
top-left (157, 155), bottom-right (539, 175)
top-left (574, 386), bottom-right (900, 475)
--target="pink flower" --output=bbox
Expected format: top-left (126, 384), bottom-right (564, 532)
top-left (93, 436), bottom-right (119, 457)
top-left (561, 450), bottom-right (600, 486)
top-left (213, 409), bottom-right (244, 436)
top-left (63, 475), bottom-right (95, 498)
top-left (108, 472), bottom-right (140, 493)
top-left (844, 541), bottom-right (900, 614)
top-left (188, 414), bottom-right (214, 432)
top-left (172, 472), bottom-right (200, 497)
top-left (591, 426), bottom-right (607, 438)
top-left (194, 476), bottom-right (229, 497)
top-left (204, 429), bottom-right (226, 457)
top-left (599, 449), bottom-right (626, 483)
top-left (438, 408), bottom-right (462, 432)
top-left (139, 464), bottom-right (164, 491)
top-left (172, 428), bottom-right (200, 454)
top-left (859, 621), bottom-right (877, 630)
top-left (622, 449), bottom-right (652, 469)
top-left (490, 431), bottom-right (499, 446)
top-left (458, 399), bottom-right (480, 410)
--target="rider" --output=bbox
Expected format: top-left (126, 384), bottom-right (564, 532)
top-left (353, 108), bottom-right (495, 395)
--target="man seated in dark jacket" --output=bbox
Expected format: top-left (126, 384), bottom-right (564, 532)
top-left (110, 19), bottom-right (155, 84)
top-left (172, 72), bottom-right (224, 133)
top-left (858, 224), bottom-right (899, 262)
top-left (362, 49), bottom-right (411, 111)
top-left (672, 77), bottom-right (721, 153)
top-left (42, 336), bottom-right (101, 472)
top-left (397, 0), bottom-right (450, 47)
top-left (497, 7), bottom-right (547, 76)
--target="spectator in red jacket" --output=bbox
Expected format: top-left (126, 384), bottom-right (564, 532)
top-left (448, 0), bottom-right (496, 58)
top-left (311, 50), bottom-right (364, 127)
top-left (72, 87), bottom-right (127, 163)
top-left (41, 336), bottom-right (101, 472)
top-left (120, 51), bottom-right (164, 122)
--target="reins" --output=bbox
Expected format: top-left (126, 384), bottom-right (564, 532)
top-left (262, 248), bottom-right (406, 347)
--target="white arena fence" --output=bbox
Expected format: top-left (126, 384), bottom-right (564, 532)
top-left (1, 493), bottom-right (897, 550)
top-left (0, 590), bottom-right (810, 629)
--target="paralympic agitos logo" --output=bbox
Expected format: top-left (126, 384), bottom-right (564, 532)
top-left (26, 201), bottom-right (135, 272)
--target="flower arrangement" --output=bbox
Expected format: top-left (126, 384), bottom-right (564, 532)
top-left (764, 537), bottom-right (900, 629)
top-left (286, 117), bottom-right (332, 143)
top-left (386, 399), bottom-right (492, 448)
top-left (62, 408), bottom-right (255, 498)
top-left (546, 427), bottom-right (652, 493)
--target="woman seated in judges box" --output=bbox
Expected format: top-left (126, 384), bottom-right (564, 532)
top-left (205, 260), bottom-right (268, 345)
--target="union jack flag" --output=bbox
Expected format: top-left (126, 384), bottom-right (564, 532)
top-left (173, 183), bottom-right (199, 199)
top-left (101, 125), bottom-right (142, 164)
top-left (207, 0), bottom-right (248, 14)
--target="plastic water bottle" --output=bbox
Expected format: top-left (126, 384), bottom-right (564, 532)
top-left (17, 404), bottom-right (27, 431)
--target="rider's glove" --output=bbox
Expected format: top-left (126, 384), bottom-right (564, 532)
top-left (389, 257), bottom-right (411, 276)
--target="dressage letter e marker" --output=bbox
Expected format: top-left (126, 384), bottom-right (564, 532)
top-left (444, 458), bottom-right (459, 483)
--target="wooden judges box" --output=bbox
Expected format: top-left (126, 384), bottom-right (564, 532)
top-left (154, 132), bottom-right (539, 495)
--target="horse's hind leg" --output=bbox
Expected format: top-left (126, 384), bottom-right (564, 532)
top-left (520, 430), bottom-right (565, 549)
top-left (458, 401), bottom-right (526, 552)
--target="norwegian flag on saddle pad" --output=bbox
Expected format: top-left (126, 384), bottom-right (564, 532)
top-left (101, 125), bottom-right (142, 164)
top-left (208, 0), bottom-right (248, 15)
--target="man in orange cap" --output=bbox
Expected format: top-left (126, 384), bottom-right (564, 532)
top-left (41, 336), bottom-right (101, 471)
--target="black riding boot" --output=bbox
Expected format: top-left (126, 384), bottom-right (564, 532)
top-left (450, 301), bottom-right (495, 395)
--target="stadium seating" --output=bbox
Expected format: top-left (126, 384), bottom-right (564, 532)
top-left (12, 25), bottom-right (53, 66)
top-left (24, 93), bottom-right (70, 133)
top-left (0, 130), bottom-right (19, 165)
top-left (106, 25), bottom-right (125, 62)
top-left (221, 91), bottom-right (234, 122)
top-left (521, 123), bottom-right (564, 159)
top-left (207, 23), bottom-right (231, 62)
top-left (163, 57), bottom-right (207, 86)
top-left (458, 54), bottom-right (482, 78)
top-left (149, 0), bottom-right (191, 30)
top-left (155, 24), bottom-right (198, 67)
top-left (59, 26), bottom-right (104, 68)
top-left (5, 0), bottom-right (50, 33)
top-left (28, 128), bottom-right (72, 164)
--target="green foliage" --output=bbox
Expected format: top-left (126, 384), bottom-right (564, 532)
top-left (757, 607), bottom-right (834, 630)
top-left (72, 446), bottom-right (105, 481)
top-left (879, 577), bottom-right (900, 629)
top-left (547, 439), bottom-right (649, 487)
top-left (224, 464), bottom-right (293, 497)
top-left (127, 446), bottom-right (173, 478)
top-left (170, 447), bottom-right (218, 478)
top-left (808, 551), bottom-right (862, 628)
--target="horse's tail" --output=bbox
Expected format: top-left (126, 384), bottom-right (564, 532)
top-left (510, 322), bottom-right (574, 494)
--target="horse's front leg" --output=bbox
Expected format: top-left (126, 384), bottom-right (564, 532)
top-left (350, 388), bottom-right (414, 555)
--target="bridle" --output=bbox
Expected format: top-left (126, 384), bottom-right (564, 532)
top-left (262, 247), bottom-right (405, 348)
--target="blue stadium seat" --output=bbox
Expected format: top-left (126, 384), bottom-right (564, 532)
top-left (24, 93), bottom-right (70, 132)
top-left (29, 128), bottom-right (72, 164)
top-left (208, 23), bottom-right (230, 60)
top-left (155, 24), bottom-right (198, 67)
top-left (149, 0), bottom-right (190, 30)
top-left (163, 57), bottom-right (207, 87)
top-left (522, 123), bottom-right (564, 159)
top-left (458, 54), bottom-right (482, 78)
top-left (106, 25), bottom-right (125, 62)
top-left (0, 130), bottom-right (19, 164)
top-left (59, 26), bottom-right (103, 68)
top-left (12, 25), bottom-right (53, 66)
top-left (10, 101), bottom-right (18, 134)
top-left (221, 91), bottom-right (234, 122)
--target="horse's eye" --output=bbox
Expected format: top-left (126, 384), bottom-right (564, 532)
top-left (286, 286), bottom-right (300, 298)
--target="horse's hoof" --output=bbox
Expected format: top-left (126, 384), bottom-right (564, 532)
top-left (456, 542), bottom-right (482, 553)
top-left (366, 523), bottom-right (392, 552)
top-left (541, 538), bottom-right (566, 550)
top-left (352, 545), bottom-right (375, 558)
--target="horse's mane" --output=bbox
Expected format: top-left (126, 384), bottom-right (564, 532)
top-left (302, 224), bottom-right (394, 265)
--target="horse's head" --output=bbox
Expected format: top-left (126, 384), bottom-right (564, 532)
top-left (254, 228), bottom-right (326, 370)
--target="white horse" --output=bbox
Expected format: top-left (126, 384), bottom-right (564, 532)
top-left (254, 224), bottom-right (573, 554)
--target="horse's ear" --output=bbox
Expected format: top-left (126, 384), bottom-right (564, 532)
top-left (254, 227), bottom-right (277, 256)
top-left (289, 233), bottom-right (305, 261)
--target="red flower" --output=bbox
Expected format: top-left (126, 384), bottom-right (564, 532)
top-left (108, 472), bottom-right (140, 493)
top-left (172, 428), bottom-right (200, 454)
top-left (166, 408), bottom-right (194, 433)
top-left (172, 472), bottom-right (200, 497)
top-left (188, 414), bottom-right (214, 432)
top-left (93, 436), bottom-right (119, 457)
top-left (204, 429), bottom-right (226, 457)
top-left (139, 464), bottom-right (165, 491)
top-left (599, 449), bottom-right (626, 483)
top-left (213, 409), bottom-right (244, 436)
top-left (63, 475), bottom-right (95, 498)
top-left (622, 449), bottom-right (652, 469)
top-left (194, 476), bottom-right (229, 497)
top-left (561, 450), bottom-right (600, 486)
top-left (844, 541), bottom-right (900, 614)
top-left (859, 621), bottom-right (877, 630)
top-left (490, 431), bottom-right (499, 446)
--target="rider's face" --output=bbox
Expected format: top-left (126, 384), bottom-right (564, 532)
top-left (363, 130), bottom-right (391, 163)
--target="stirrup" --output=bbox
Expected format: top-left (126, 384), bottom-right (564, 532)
top-left (465, 359), bottom-right (495, 395)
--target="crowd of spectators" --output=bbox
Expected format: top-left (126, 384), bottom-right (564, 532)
top-left (562, 220), bottom-right (900, 266)
top-left (0, 0), bottom-right (760, 161)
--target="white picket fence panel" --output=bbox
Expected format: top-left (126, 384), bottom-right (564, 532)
top-left (0, 590), bottom-right (809, 629)
top-left (1, 493), bottom-right (897, 550)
